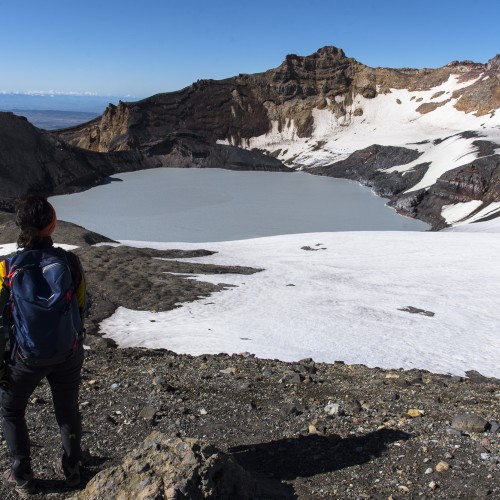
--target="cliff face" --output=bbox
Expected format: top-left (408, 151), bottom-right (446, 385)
top-left (56, 47), bottom-right (361, 153)
top-left (50, 48), bottom-right (500, 229)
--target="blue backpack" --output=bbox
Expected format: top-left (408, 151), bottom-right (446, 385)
top-left (4, 247), bottom-right (83, 365)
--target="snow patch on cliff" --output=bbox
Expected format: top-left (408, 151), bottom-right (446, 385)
top-left (441, 201), bottom-right (484, 224)
top-left (447, 202), bottom-right (500, 232)
top-left (384, 134), bottom-right (479, 192)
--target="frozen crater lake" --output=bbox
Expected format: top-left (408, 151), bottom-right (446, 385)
top-left (50, 168), bottom-right (428, 242)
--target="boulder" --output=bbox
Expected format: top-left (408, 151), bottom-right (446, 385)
top-left (451, 413), bottom-right (490, 433)
top-left (72, 432), bottom-right (259, 499)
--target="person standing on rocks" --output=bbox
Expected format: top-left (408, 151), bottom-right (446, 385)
top-left (0, 195), bottom-right (87, 496)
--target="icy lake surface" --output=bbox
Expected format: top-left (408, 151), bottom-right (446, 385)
top-left (50, 168), bottom-right (428, 242)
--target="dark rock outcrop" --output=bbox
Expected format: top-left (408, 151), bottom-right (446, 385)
top-left (406, 152), bottom-right (500, 228)
top-left (0, 211), bottom-right (115, 247)
top-left (143, 133), bottom-right (290, 171)
top-left (0, 111), bottom-right (289, 209)
top-left (314, 142), bottom-right (500, 229)
top-left (74, 244), bottom-right (261, 337)
top-left (0, 112), bottom-right (153, 210)
top-left (313, 144), bottom-right (427, 198)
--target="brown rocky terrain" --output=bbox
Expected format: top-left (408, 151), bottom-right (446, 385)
top-left (0, 218), bottom-right (498, 499)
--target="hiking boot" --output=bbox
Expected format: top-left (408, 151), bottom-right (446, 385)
top-left (2, 468), bottom-right (34, 497)
top-left (54, 459), bottom-right (81, 487)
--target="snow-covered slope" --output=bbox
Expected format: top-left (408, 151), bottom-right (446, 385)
top-left (98, 231), bottom-right (500, 378)
top-left (221, 74), bottom-right (499, 178)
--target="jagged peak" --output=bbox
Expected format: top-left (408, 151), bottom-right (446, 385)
top-left (276, 46), bottom-right (356, 75)
top-left (282, 46), bottom-right (350, 65)
top-left (306, 46), bottom-right (347, 59)
top-left (487, 54), bottom-right (500, 71)
top-left (444, 54), bottom-right (498, 72)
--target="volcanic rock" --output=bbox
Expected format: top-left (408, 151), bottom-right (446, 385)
top-left (451, 413), bottom-right (490, 433)
top-left (0, 168), bottom-right (498, 500)
top-left (316, 141), bottom-right (500, 228)
top-left (56, 46), bottom-right (498, 158)
top-left (72, 432), bottom-right (259, 500)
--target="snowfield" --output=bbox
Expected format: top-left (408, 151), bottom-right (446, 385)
top-left (2, 227), bottom-right (498, 378)
top-left (97, 229), bottom-right (500, 379)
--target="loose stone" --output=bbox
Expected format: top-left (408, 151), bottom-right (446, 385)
top-left (324, 402), bottom-right (341, 416)
top-left (435, 462), bottom-right (450, 473)
top-left (407, 409), bottom-right (425, 417)
top-left (139, 406), bottom-right (157, 420)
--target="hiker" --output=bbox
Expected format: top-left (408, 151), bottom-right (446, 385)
top-left (0, 195), bottom-right (87, 495)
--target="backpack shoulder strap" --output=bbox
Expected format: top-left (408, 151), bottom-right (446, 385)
top-left (2, 255), bottom-right (16, 290)
top-left (1, 258), bottom-right (16, 359)
top-left (0, 259), bottom-right (8, 287)
top-left (3, 251), bottom-right (33, 288)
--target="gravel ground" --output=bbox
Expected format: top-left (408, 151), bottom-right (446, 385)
top-left (0, 348), bottom-right (498, 499)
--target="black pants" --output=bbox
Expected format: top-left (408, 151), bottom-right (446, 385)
top-left (0, 346), bottom-right (84, 477)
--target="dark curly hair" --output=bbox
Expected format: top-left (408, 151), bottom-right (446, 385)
top-left (15, 195), bottom-right (55, 249)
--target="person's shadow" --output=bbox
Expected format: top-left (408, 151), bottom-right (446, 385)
top-left (230, 428), bottom-right (410, 498)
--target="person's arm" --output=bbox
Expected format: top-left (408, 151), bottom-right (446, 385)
top-left (66, 252), bottom-right (87, 323)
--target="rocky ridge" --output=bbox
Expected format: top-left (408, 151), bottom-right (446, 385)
top-left (56, 48), bottom-right (498, 154)
top-left (0, 48), bottom-right (498, 229)
top-left (0, 219), bottom-right (498, 499)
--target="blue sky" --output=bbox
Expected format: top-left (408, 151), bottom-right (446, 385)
top-left (1, 0), bottom-right (498, 98)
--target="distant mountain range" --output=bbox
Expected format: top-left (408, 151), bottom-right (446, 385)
top-left (1, 47), bottom-right (499, 229)
top-left (0, 93), bottom-right (141, 113)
